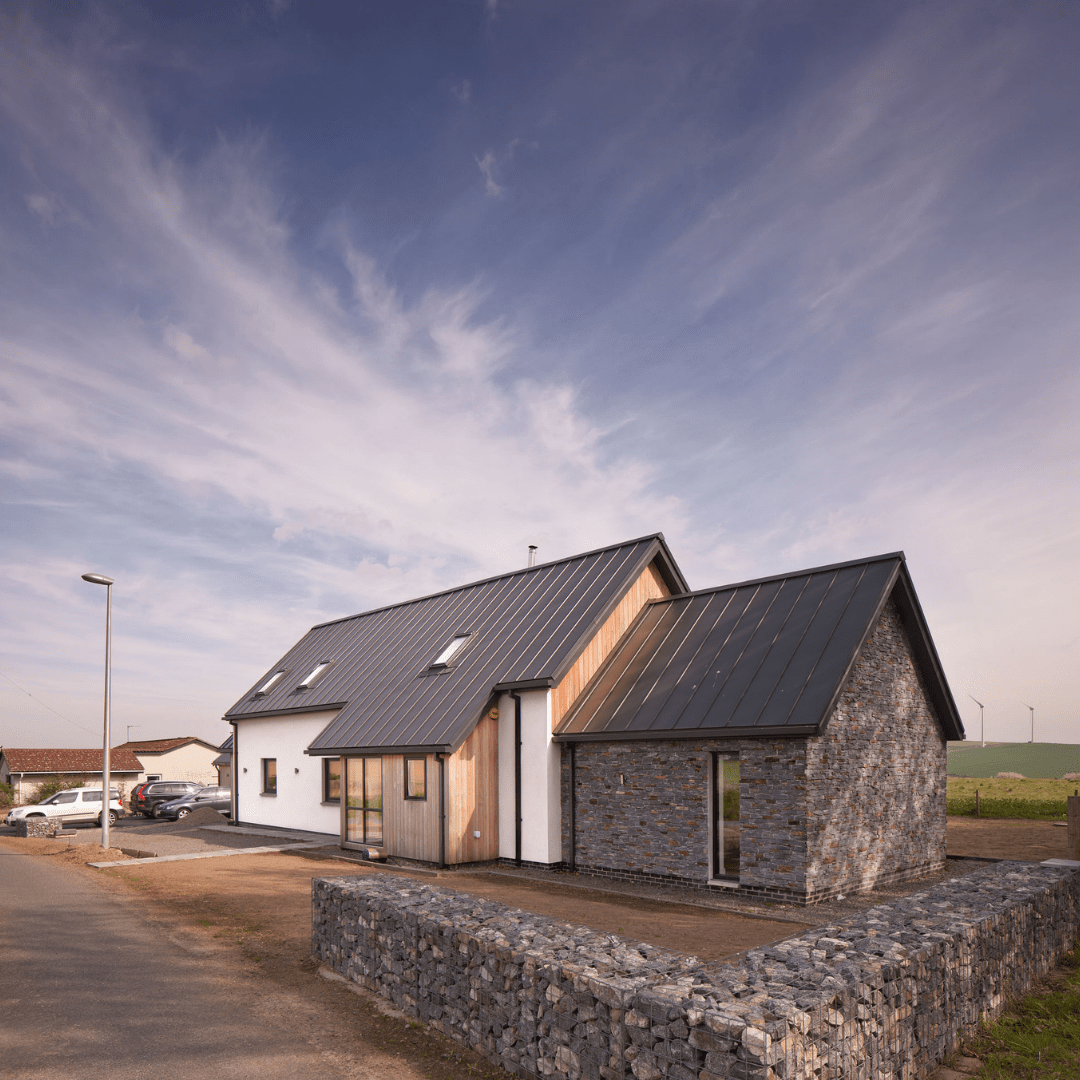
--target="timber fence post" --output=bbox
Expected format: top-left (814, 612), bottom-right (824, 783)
top-left (1068, 793), bottom-right (1080, 861)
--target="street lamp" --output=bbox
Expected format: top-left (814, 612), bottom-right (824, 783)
top-left (81, 573), bottom-right (114, 850)
top-left (969, 695), bottom-right (986, 749)
top-left (1023, 703), bottom-right (1035, 744)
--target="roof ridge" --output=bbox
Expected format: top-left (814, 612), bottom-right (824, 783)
top-left (310, 533), bottom-right (668, 630)
top-left (654, 551), bottom-right (906, 601)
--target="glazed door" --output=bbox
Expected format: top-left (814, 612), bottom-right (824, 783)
top-left (345, 757), bottom-right (383, 846)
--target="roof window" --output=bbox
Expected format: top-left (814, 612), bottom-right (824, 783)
top-left (430, 634), bottom-right (470, 668)
top-left (298, 661), bottom-right (332, 688)
top-left (254, 670), bottom-right (286, 696)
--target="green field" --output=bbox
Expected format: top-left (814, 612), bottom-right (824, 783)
top-left (947, 742), bottom-right (1080, 779)
top-left (947, 776), bottom-right (1078, 820)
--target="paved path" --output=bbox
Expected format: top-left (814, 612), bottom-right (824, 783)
top-left (0, 847), bottom-right (391, 1079)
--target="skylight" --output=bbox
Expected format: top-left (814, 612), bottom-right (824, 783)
top-left (298, 661), bottom-right (331, 688)
top-left (431, 634), bottom-right (469, 667)
top-left (255, 670), bottom-right (286, 695)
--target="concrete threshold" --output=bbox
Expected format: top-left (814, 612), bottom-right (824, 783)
top-left (88, 841), bottom-right (329, 868)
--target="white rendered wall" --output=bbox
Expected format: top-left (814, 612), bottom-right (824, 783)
top-left (234, 711), bottom-right (340, 835)
top-left (496, 689), bottom-right (562, 865)
top-left (134, 742), bottom-right (219, 786)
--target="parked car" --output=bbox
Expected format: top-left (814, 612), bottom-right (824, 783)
top-left (5, 787), bottom-right (124, 828)
top-left (155, 786), bottom-right (232, 820)
top-left (131, 780), bottom-right (203, 817)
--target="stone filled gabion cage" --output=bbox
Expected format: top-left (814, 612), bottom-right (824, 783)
top-left (313, 864), bottom-right (1080, 1080)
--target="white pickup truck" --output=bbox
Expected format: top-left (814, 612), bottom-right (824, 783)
top-left (5, 786), bottom-right (125, 828)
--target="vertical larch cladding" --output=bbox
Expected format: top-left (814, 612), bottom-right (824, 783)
top-left (803, 595), bottom-right (947, 901)
top-left (561, 596), bottom-right (948, 903)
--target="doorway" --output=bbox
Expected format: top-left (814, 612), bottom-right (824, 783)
top-left (710, 753), bottom-right (740, 882)
top-left (344, 756), bottom-right (383, 847)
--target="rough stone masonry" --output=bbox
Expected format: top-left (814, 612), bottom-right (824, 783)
top-left (313, 862), bottom-right (1080, 1080)
top-left (560, 599), bottom-right (947, 904)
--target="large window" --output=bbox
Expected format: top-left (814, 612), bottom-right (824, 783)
top-left (345, 757), bottom-right (382, 846)
top-left (323, 757), bottom-right (341, 803)
top-left (262, 758), bottom-right (277, 795)
top-left (404, 756), bottom-right (426, 800)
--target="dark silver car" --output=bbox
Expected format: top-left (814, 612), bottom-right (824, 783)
top-left (155, 786), bottom-right (232, 820)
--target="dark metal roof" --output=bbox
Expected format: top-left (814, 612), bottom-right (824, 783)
top-left (224, 535), bottom-right (687, 755)
top-left (554, 552), bottom-right (963, 743)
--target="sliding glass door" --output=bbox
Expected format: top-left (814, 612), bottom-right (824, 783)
top-left (345, 756), bottom-right (383, 846)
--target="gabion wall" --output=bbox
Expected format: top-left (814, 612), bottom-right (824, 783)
top-left (15, 817), bottom-right (63, 838)
top-left (313, 863), bottom-right (1080, 1080)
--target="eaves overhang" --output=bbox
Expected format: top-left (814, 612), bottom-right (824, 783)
top-left (552, 724), bottom-right (820, 743)
top-left (304, 743), bottom-right (452, 757)
top-left (224, 702), bottom-right (347, 722)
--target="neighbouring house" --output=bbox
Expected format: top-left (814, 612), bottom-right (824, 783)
top-left (224, 534), bottom-right (963, 904)
top-left (0, 747), bottom-right (144, 804)
top-left (114, 737), bottom-right (222, 787)
top-left (213, 734), bottom-right (233, 787)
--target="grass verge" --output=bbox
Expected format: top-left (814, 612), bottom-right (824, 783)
top-left (946, 777), bottom-right (1078, 820)
top-left (964, 944), bottom-right (1080, 1079)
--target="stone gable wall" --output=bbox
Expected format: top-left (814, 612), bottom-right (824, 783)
top-left (803, 598), bottom-right (947, 902)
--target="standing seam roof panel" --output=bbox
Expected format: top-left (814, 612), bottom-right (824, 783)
top-left (782, 560), bottom-right (897, 729)
top-left (665, 580), bottom-right (786, 731)
top-left (286, 537), bottom-right (666, 753)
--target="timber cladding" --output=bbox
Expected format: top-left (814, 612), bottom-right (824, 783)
top-left (447, 712), bottom-right (499, 863)
top-left (551, 561), bottom-right (669, 729)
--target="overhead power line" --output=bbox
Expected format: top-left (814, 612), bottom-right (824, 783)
top-left (0, 667), bottom-right (98, 737)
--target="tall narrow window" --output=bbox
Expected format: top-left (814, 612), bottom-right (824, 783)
top-left (404, 756), bottom-right (426, 800)
top-left (262, 758), bottom-right (277, 795)
top-left (323, 757), bottom-right (341, 803)
top-left (711, 753), bottom-right (739, 880)
top-left (345, 757), bottom-right (383, 846)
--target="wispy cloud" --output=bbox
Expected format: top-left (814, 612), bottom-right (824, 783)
top-left (475, 149), bottom-right (504, 197)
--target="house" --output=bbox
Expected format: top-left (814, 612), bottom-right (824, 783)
top-left (0, 747), bottom-right (144, 804)
top-left (114, 737), bottom-right (221, 787)
top-left (212, 734), bottom-right (233, 787)
top-left (224, 534), bottom-right (963, 903)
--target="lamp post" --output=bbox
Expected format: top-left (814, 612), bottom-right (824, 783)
top-left (969, 694), bottom-right (986, 749)
top-left (81, 573), bottom-right (114, 850)
top-left (1023, 703), bottom-right (1035, 744)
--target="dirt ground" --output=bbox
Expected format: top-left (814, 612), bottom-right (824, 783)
top-left (4, 816), bottom-right (1073, 1080)
top-left (946, 816), bottom-right (1073, 861)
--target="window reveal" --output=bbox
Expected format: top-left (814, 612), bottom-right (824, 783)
top-left (404, 756), bottom-right (426, 800)
top-left (323, 757), bottom-right (341, 803)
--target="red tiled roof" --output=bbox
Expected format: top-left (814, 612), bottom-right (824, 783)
top-left (114, 737), bottom-right (214, 754)
top-left (1, 747), bottom-right (144, 774)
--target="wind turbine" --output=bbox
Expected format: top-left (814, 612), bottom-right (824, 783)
top-left (969, 695), bottom-right (986, 748)
top-left (1023, 703), bottom-right (1034, 744)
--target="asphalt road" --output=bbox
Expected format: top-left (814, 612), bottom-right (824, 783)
top-left (0, 847), bottom-right (377, 1079)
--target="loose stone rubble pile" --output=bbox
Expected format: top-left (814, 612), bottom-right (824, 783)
top-left (313, 862), bottom-right (1080, 1080)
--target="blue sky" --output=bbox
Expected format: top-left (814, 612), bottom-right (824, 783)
top-left (1, 1), bottom-right (1077, 750)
